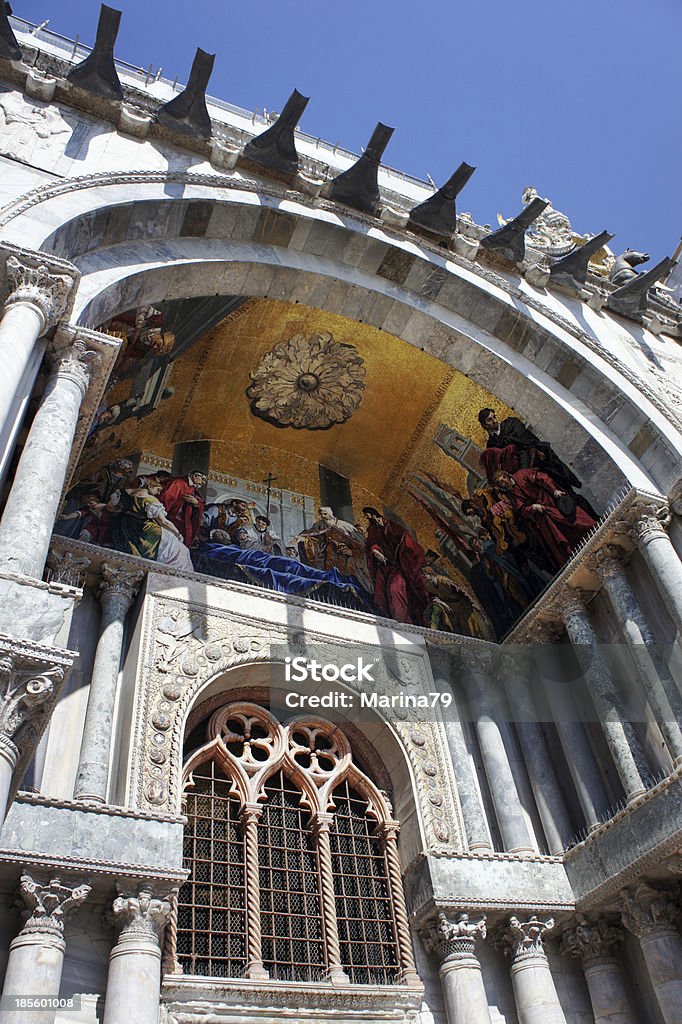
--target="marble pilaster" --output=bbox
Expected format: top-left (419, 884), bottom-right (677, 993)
top-left (421, 911), bottom-right (491, 1024)
top-left (103, 888), bottom-right (172, 1024)
top-left (73, 564), bottom-right (144, 804)
top-left (558, 588), bottom-right (648, 803)
top-left (0, 257), bottom-right (74, 443)
top-left (460, 650), bottom-right (535, 853)
top-left (560, 916), bottom-right (636, 1024)
top-left (0, 337), bottom-right (95, 580)
top-left (0, 874), bottom-right (90, 1024)
top-left (500, 649), bottom-right (573, 854)
top-left (619, 882), bottom-right (682, 1024)
top-left (497, 915), bottom-right (567, 1024)
top-left (591, 544), bottom-right (682, 765)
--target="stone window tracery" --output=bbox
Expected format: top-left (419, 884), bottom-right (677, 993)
top-left (169, 702), bottom-right (419, 987)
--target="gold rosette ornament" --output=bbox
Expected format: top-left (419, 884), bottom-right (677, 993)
top-left (246, 331), bottom-right (366, 429)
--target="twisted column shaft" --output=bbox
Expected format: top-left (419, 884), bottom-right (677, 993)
top-left (312, 813), bottom-right (348, 984)
top-left (241, 805), bottom-right (268, 980)
top-left (380, 824), bottom-right (420, 986)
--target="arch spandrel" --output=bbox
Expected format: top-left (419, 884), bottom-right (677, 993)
top-left (126, 587), bottom-right (466, 857)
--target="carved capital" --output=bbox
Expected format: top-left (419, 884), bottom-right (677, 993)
top-left (48, 337), bottom-right (99, 399)
top-left (421, 910), bottom-right (487, 966)
top-left (496, 915), bottom-right (555, 963)
top-left (560, 915), bottom-right (624, 963)
top-left (47, 550), bottom-right (90, 589)
top-left (17, 874), bottom-right (91, 939)
top-left (589, 544), bottom-right (627, 582)
top-left (620, 882), bottom-right (681, 939)
top-left (5, 257), bottom-right (74, 332)
top-left (622, 502), bottom-right (671, 545)
top-left (0, 652), bottom-right (64, 749)
top-left (526, 618), bottom-right (564, 645)
top-left (111, 888), bottom-right (173, 944)
top-left (99, 563), bottom-right (144, 610)
top-left (463, 646), bottom-right (496, 677)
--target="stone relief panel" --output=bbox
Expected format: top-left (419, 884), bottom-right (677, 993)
top-left (0, 91), bottom-right (77, 171)
top-left (127, 591), bottom-right (466, 854)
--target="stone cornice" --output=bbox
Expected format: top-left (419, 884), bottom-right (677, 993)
top-left (0, 847), bottom-right (187, 884)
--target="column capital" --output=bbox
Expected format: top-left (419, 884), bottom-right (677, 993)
top-left (110, 887), bottom-right (173, 944)
top-left (4, 256), bottom-right (74, 333)
top-left (622, 502), bottom-right (671, 545)
top-left (589, 543), bottom-right (627, 582)
top-left (16, 873), bottom-right (91, 940)
top-left (421, 910), bottom-right (487, 966)
top-left (560, 915), bottom-right (624, 964)
top-left (99, 563), bottom-right (144, 609)
top-left (554, 586), bottom-right (596, 622)
top-left (0, 650), bottom-right (65, 753)
top-left (465, 646), bottom-right (496, 676)
top-left (240, 802), bottom-right (264, 826)
top-left (619, 881), bottom-right (681, 939)
top-left (496, 914), bottom-right (555, 963)
top-left (47, 549), bottom-right (91, 588)
top-left (526, 618), bottom-right (564, 645)
top-left (48, 336), bottom-right (99, 400)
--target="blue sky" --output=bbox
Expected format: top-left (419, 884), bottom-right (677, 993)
top-left (16, 0), bottom-right (682, 264)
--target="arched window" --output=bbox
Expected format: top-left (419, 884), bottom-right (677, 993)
top-left (167, 703), bottom-right (419, 987)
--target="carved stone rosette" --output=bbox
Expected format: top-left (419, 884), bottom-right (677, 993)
top-left (4, 256), bottom-right (74, 332)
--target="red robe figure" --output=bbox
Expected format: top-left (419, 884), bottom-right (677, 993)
top-left (491, 469), bottom-right (597, 572)
top-left (362, 507), bottom-right (429, 625)
top-left (160, 471), bottom-right (207, 547)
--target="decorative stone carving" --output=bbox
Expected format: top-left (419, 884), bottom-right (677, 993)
top-left (422, 910), bottom-right (487, 964)
top-left (48, 336), bottom-right (98, 398)
top-left (520, 186), bottom-right (576, 257)
top-left (620, 501), bottom-right (671, 544)
top-left (100, 563), bottom-right (144, 606)
top-left (110, 889), bottom-right (172, 943)
top-left (246, 331), bottom-right (366, 429)
top-left (46, 550), bottom-right (90, 588)
top-left (0, 648), bottom-right (66, 767)
top-left (5, 255), bottom-right (74, 332)
top-left (16, 874), bottom-right (91, 939)
top-left (560, 916), bottom-right (624, 963)
top-left (619, 882), bottom-right (681, 939)
top-left (0, 94), bottom-right (73, 172)
top-left (497, 915), bottom-right (555, 963)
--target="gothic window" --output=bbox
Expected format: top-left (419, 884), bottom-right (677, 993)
top-left (169, 702), bottom-right (418, 987)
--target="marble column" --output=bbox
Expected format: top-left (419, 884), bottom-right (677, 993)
top-left (73, 564), bottom-right (144, 804)
top-left (558, 588), bottom-right (648, 803)
top-left (627, 503), bottom-right (682, 637)
top-left (498, 915), bottom-right (567, 1024)
top-left (461, 649), bottom-right (535, 853)
top-left (561, 915), bottom-right (636, 1024)
top-left (0, 649), bottom-right (66, 819)
top-left (0, 337), bottom-right (95, 580)
top-left (500, 650), bottom-right (573, 854)
top-left (592, 544), bottom-right (682, 765)
top-left (431, 649), bottom-right (492, 851)
top-left (0, 257), bottom-right (73, 441)
top-left (0, 873), bottom-right (90, 1024)
top-left (421, 911), bottom-right (491, 1024)
top-left (103, 888), bottom-right (172, 1024)
top-left (531, 620), bottom-right (607, 832)
top-left (619, 882), bottom-right (682, 1024)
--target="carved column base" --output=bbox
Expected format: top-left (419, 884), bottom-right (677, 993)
top-left (325, 964), bottom-right (350, 985)
top-left (245, 960), bottom-right (269, 981)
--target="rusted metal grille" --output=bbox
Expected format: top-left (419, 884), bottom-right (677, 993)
top-left (176, 761), bottom-right (247, 977)
top-left (329, 780), bottom-right (400, 985)
top-left (257, 770), bottom-right (325, 981)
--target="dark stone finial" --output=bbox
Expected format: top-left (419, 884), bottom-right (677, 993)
top-left (241, 89), bottom-right (309, 179)
top-left (66, 4), bottom-right (123, 101)
top-left (0, 3), bottom-right (22, 62)
top-left (549, 230), bottom-right (614, 291)
top-left (326, 122), bottom-right (394, 216)
top-left (480, 197), bottom-right (549, 264)
top-left (607, 256), bottom-right (674, 319)
top-left (156, 48), bottom-right (215, 140)
top-left (407, 163), bottom-right (476, 239)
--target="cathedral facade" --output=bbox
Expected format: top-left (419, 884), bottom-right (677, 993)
top-left (0, 6), bottom-right (681, 1024)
